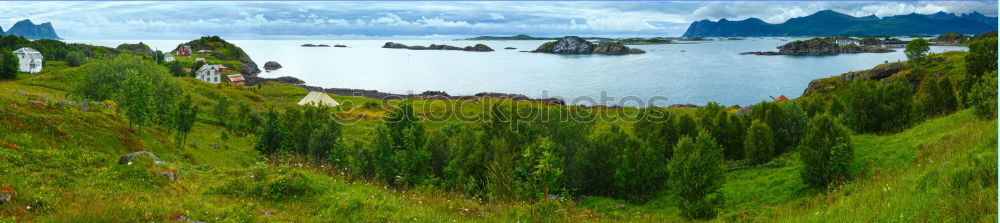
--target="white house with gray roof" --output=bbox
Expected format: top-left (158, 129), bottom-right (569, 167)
top-left (13, 47), bottom-right (43, 73)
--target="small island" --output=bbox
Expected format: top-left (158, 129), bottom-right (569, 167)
top-left (465, 34), bottom-right (557, 40)
top-left (382, 42), bottom-right (494, 52)
top-left (264, 61), bottom-right (282, 71)
top-left (531, 36), bottom-right (645, 55)
top-left (742, 37), bottom-right (894, 55)
top-left (301, 44), bottom-right (331, 47)
top-left (334, 44), bottom-right (347, 48)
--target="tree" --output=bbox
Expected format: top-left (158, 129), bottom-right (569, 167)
top-left (190, 61), bottom-right (204, 77)
top-left (0, 50), bottom-right (16, 79)
top-left (915, 78), bottom-right (957, 118)
top-left (799, 114), bottom-right (853, 189)
top-left (66, 51), bottom-right (85, 67)
top-left (169, 61), bottom-right (185, 77)
top-left (371, 103), bottom-right (430, 186)
top-left (904, 38), bottom-right (930, 65)
top-left (750, 101), bottom-right (809, 154)
top-left (116, 70), bottom-right (154, 131)
top-left (173, 94), bottom-right (198, 147)
top-left (307, 119), bottom-right (343, 161)
top-left (961, 37), bottom-right (998, 106)
top-left (255, 107), bottom-right (285, 155)
top-left (214, 96), bottom-right (230, 128)
top-left (73, 54), bottom-right (181, 126)
top-left (969, 71), bottom-right (998, 119)
top-left (521, 137), bottom-right (563, 199)
top-left (668, 131), bottom-right (725, 220)
top-left (744, 120), bottom-right (775, 165)
top-left (676, 114), bottom-right (698, 138)
top-left (843, 80), bottom-right (913, 133)
top-left (154, 50), bottom-right (164, 63)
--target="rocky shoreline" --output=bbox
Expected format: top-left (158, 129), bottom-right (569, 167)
top-left (742, 37), bottom-right (895, 55)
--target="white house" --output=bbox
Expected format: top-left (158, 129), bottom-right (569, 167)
top-left (835, 38), bottom-right (859, 46)
top-left (163, 53), bottom-right (174, 62)
top-left (196, 64), bottom-right (225, 84)
top-left (13, 47), bottom-right (43, 73)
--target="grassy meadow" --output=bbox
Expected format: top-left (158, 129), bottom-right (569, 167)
top-left (0, 43), bottom-right (996, 222)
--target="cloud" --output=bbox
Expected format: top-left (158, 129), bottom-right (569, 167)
top-left (490, 13), bottom-right (505, 20)
top-left (0, 1), bottom-right (993, 39)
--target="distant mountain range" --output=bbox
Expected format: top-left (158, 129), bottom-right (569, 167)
top-left (683, 10), bottom-right (998, 37)
top-left (2, 19), bottom-right (61, 40)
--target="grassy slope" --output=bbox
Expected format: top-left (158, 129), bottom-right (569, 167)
top-left (0, 54), bottom-right (995, 222)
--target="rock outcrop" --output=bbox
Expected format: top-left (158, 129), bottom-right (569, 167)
top-left (801, 62), bottom-right (907, 96)
top-left (118, 151), bottom-right (163, 165)
top-left (264, 61), bottom-right (282, 71)
top-left (532, 36), bottom-right (645, 55)
top-left (382, 42), bottom-right (494, 52)
top-left (742, 38), bottom-right (894, 55)
top-left (174, 36), bottom-right (261, 77)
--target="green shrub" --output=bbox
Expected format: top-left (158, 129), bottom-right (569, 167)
top-left (969, 71), bottom-right (997, 119)
top-left (668, 131), bottom-right (725, 220)
top-left (843, 80), bottom-right (913, 133)
top-left (915, 78), bottom-right (958, 118)
top-left (799, 114), bottom-right (853, 189)
top-left (371, 103), bottom-right (431, 186)
top-left (750, 101), bottom-right (809, 154)
top-left (66, 51), bottom-right (84, 67)
top-left (0, 50), bottom-right (15, 80)
top-left (744, 120), bottom-right (775, 165)
top-left (960, 37), bottom-right (997, 105)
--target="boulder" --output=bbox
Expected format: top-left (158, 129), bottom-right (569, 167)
top-left (118, 151), bottom-right (163, 165)
top-left (263, 61), bottom-right (282, 71)
top-left (79, 99), bottom-right (90, 111)
top-left (0, 188), bottom-right (14, 205)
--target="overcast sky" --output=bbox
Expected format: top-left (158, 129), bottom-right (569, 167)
top-left (0, 1), bottom-right (995, 39)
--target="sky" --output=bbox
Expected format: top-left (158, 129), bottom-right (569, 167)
top-left (0, 1), bottom-right (995, 40)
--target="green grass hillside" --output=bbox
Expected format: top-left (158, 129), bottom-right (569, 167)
top-left (0, 48), bottom-right (995, 222)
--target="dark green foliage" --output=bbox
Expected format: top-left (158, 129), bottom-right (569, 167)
top-left (255, 108), bottom-right (285, 155)
top-left (66, 51), bottom-right (84, 67)
top-left (190, 61), bottom-right (204, 77)
top-left (632, 108), bottom-right (677, 160)
top-left (799, 114), bottom-right (853, 188)
top-left (668, 131), bottom-right (725, 220)
top-left (0, 50), bottom-right (16, 79)
top-left (969, 71), bottom-right (998, 119)
top-left (904, 38), bottom-right (930, 65)
top-left (173, 94), bottom-right (198, 146)
top-left (517, 137), bottom-right (564, 199)
top-left (169, 61), bottom-right (184, 77)
top-left (915, 78), bottom-right (958, 118)
top-left (699, 102), bottom-right (744, 160)
top-left (73, 54), bottom-right (181, 129)
top-left (750, 101), bottom-right (809, 154)
top-left (964, 37), bottom-right (998, 82)
top-left (843, 80), bottom-right (913, 133)
top-left (676, 114), bottom-right (698, 138)
top-left (308, 119), bottom-right (343, 161)
top-left (744, 120), bottom-right (775, 165)
top-left (154, 50), bottom-right (163, 63)
top-left (214, 96), bottom-right (230, 127)
top-left (371, 103), bottom-right (430, 186)
top-left (961, 37), bottom-right (998, 111)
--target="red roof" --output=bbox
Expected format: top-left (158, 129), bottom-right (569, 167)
top-left (774, 95), bottom-right (789, 102)
top-left (227, 74), bottom-right (245, 82)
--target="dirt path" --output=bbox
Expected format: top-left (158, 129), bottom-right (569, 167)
top-left (0, 72), bottom-right (45, 85)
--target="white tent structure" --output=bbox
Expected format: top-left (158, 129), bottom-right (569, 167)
top-left (297, 91), bottom-right (340, 107)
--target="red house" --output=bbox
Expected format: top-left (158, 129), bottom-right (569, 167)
top-left (176, 45), bottom-right (191, 56)
top-left (217, 65), bottom-right (228, 73)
